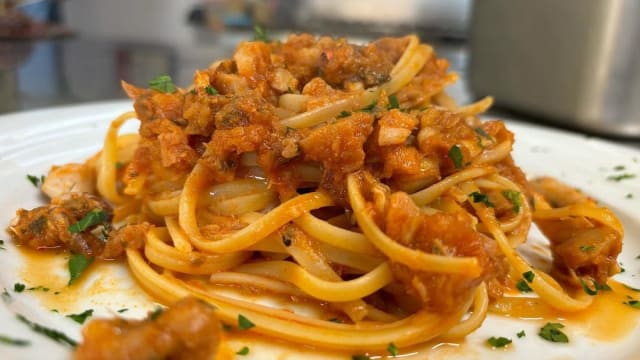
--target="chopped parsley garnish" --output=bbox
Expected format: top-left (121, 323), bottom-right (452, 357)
top-left (627, 193), bottom-right (633, 199)
top-left (26, 174), bottom-right (45, 188)
top-left (221, 323), bottom-right (233, 332)
top-left (502, 190), bottom-right (522, 213)
top-left (253, 25), bottom-right (270, 42)
top-left (487, 336), bottom-right (512, 348)
top-left (387, 342), bottom-right (399, 356)
top-left (66, 309), bottom-right (93, 324)
top-left (607, 173), bottom-right (636, 182)
top-left (352, 355), bottom-right (370, 360)
top-left (624, 284), bottom-right (640, 292)
top-left (516, 279), bottom-right (533, 293)
top-left (623, 299), bottom-right (640, 309)
top-left (148, 74), bottom-right (177, 93)
top-left (614, 165), bottom-right (626, 171)
top-left (16, 314), bottom-right (77, 347)
top-left (387, 95), bottom-right (400, 109)
top-left (67, 253), bottom-right (94, 286)
top-left (337, 110), bottom-right (351, 118)
top-left (523, 271), bottom-right (535, 283)
top-left (579, 278), bottom-right (611, 296)
top-left (516, 271), bottom-right (534, 292)
top-left (328, 317), bottom-right (342, 323)
top-left (68, 209), bottom-right (109, 233)
top-left (469, 191), bottom-right (495, 207)
top-left (115, 161), bottom-right (124, 170)
top-left (0, 239), bottom-right (5, 250)
top-left (359, 100), bottom-right (377, 112)
top-left (516, 330), bottom-right (526, 338)
top-left (448, 144), bottom-right (464, 169)
top-left (205, 85), bottom-right (218, 95)
top-left (579, 245), bottom-right (595, 252)
top-left (538, 322), bottom-right (569, 343)
top-left (117, 308), bottom-right (129, 313)
top-left (238, 314), bottom-right (255, 330)
top-left (27, 286), bottom-right (49, 292)
top-left (474, 127), bottom-right (493, 141)
top-left (0, 334), bottom-right (30, 346)
top-left (29, 216), bottom-right (47, 234)
top-left (236, 346), bottom-right (250, 355)
top-left (13, 283), bottom-right (25, 293)
top-left (149, 307), bottom-right (164, 320)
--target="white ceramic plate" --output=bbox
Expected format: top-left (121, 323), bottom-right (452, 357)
top-left (0, 101), bottom-right (639, 360)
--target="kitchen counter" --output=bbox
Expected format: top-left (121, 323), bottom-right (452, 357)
top-left (1, 33), bottom-right (638, 148)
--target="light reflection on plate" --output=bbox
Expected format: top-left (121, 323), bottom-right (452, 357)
top-left (0, 102), bottom-right (639, 359)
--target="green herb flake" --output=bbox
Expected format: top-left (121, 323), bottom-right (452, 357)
top-left (487, 336), bottom-right (512, 348)
top-left (328, 317), bottom-right (342, 323)
top-left (469, 191), bottom-right (495, 207)
top-left (117, 308), bottom-right (128, 313)
top-left (337, 110), bottom-right (351, 118)
top-left (29, 216), bottom-right (47, 234)
top-left (387, 342), bottom-right (399, 356)
top-left (115, 161), bottom-right (124, 170)
top-left (68, 209), bottom-right (108, 234)
top-left (67, 253), bottom-right (94, 286)
top-left (607, 173), bottom-right (636, 182)
top-left (352, 355), bottom-right (370, 360)
top-left (27, 286), bottom-right (49, 292)
top-left (13, 283), bottom-right (25, 293)
top-left (0, 239), bottom-right (5, 250)
top-left (579, 279), bottom-right (611, 296)
top-left (626, 193), bottom-right (633, 199)
top-left (66, 309), bottom-right (93, 324)
top-left (236, 346), bottom-right (250, 356)
top-left (16, 314), bottom-right (77, 347)
top-left (387, 95), bottom-right (400, 109)
top-left (516, 330), bottom-right (526, 338)
top-left (448, 144), bottom-right (464, 169)
top-left (502, 190), bottom-right (522, 213)
top-left (205, 85), bottom-right (218, 95)
top-left (614, 165), bottom-right (626, 171)
top-left (0, 334), bottom-right (30, 347)
top-left (523, 271), bottom-right (535, 283)
top-left (579, 245), bottom-right (595, 252)
top-left (148, 75), bottom-right (177, 93)
top-left (580, 279), bottom-right (598, 296)
top-left (474, 127), bottom-right (493, 141)
top-left (516, 279), bottom-right (533, 293)
top-left (253, 25), bottom-right (270, 42)
top-left (538, 322), bottom-right (569, 343)
top-left (623, 299), bottom-right (640, 309)
top-left (359, 100), bottom-right (377, 113)
top-left (26, 174), bottom-right (45, 188)
top-left (222, 323), bottom-right (233, 332)
top-left (149, 307), bottom-right (164, 320)
top-left (238, 314), bottom-right (255, 330)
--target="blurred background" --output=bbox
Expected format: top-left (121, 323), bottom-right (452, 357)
top-left (0, 0), bottom-right (638, 139)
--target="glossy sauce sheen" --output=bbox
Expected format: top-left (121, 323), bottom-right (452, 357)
top-left (18, 247), bottom-right (153, 314)
top-left (490, 281), bottom-right (640, 341)
top-left (17, 248), bottom-right (640, 358)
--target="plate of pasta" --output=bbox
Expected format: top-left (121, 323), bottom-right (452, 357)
top-left (0, 32), bottom-right (640, 360)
